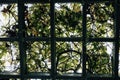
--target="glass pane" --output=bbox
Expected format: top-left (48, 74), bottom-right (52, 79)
top-left (9, 79), bottom-right (20, 80)
top-left (27, 78), bottom-right (78, 80)
top-left (87, 2), bottom-right (114, 38)
top-left (55, 3), bottom-right (82, 37)
top-left (25, 3), bottom-right (50, 37)
top-left (86, 42), bottom-right (113, 75)
top-left (56, 42), bottom-right (82, 74)
top-left (0, 4), bottom-right (18, 38)
top-left (0, 42), bottom-right (19, 73)
top-left (26, 41), bottom-right (51, 72)
top-left (27, 79), bottom-right (52, 80)
top-left (118, 43), bottom-right (120, 76)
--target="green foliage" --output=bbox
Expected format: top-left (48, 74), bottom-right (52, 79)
top-left (55, 3), bottom-right (82, 37)
top-left (26, 41), bottom-right (51, 72)
top-left (86, 42), bottom-right (112, 74)
top-left (86, 2), bottom-right (114, 38)
top-left (0, 2), bottom-right (114, 75)
top-left (27, 3), bottom-right (50, 37)
top-left (56, 42), bottom-right (82, 74)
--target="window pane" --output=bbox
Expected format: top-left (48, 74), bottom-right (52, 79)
top-left (25, 3), bottom-right (50, 37)
top-left (56, 42), bottom-right (82, 74)
top-left (26, 41), bottom-right (51, 72)
top-left (27, 79), bottom-right (52, 80)
top-left (0, 42), bottom-right (19, 73)
top-left (87, 2), bottom-right (114, 38)
top-left (86, 42), bottom-right (113, 75)
top-left (118, 43), bottom-right (120, 77)
top-left (0, 4), bottom-right (18, 38)
top-left (55, 3), bottom-right (82, 37)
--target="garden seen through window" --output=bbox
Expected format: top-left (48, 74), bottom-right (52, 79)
top-left (0, 0), bottom-right (119, 80)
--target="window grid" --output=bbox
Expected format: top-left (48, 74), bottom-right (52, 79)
top-left (0, 0), bottom-right (119, 80)
top-left (82, 3), bottom-right (87, 77)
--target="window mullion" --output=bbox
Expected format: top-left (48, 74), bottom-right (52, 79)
top-left (18, 1), bottom-right (26, 80)
top-left (50, 0), bottom-right (56, 79)
top-left (82, 2), bottom-right (87, 77)
top-left (113, 0), bottom-right (120, 78)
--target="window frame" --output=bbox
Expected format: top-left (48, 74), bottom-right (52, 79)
top-left (0, 0), bottom-right (119, 80)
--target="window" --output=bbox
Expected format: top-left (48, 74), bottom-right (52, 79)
top-left (0, 0), bottom-right (119, 80)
